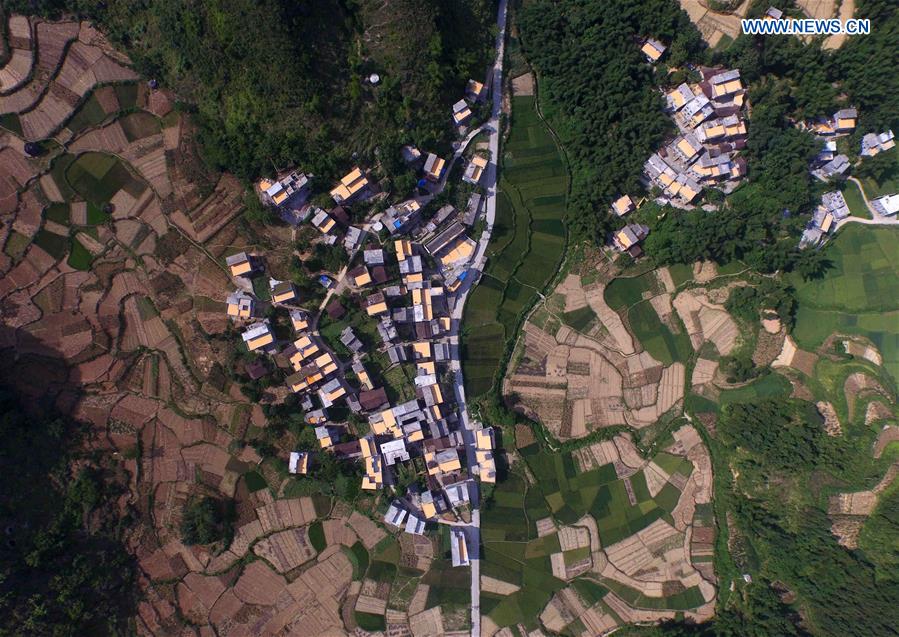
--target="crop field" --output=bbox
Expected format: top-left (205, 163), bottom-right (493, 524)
top-left (66, 152), bottom-right (146, 206)
top-left (792, 226), bottom-right (899, 381)
top-left (462, 95), bottom-right (568, 398)
top-left (841, 181), bottom-right (871, 218)
top-left (481, 441), bottom-right (696, 629)
top-left (628, 299), bottom-right (692, 366)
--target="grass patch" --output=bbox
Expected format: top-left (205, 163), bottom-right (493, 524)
top-left (33, 230), bottom-right (68, 260)
top-left (841, 181), bottom-right (871, 219)
top-left (563, 306), bottom-right (598, 332)
top-left (3, 231), bottom-right (30, 261)
top-left (243, 470), bottom-right (267, 492)
top-left (354, 611), bottom-right (386, 632)
top-left (67, 237), bottom-right (93, 270)
top-left (44, 203), bottom-right (69, 225)
top-left (308, 521), bottom-right (326, 551)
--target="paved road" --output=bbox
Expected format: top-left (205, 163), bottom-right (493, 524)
top-left (446, 0), bottom-right (509, 634)
top-left (836, 177), bottom-right (899, 228)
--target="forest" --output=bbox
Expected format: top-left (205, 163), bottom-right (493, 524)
top-left (0, 387), bottom-right (136, 635)
top-left (7, 0), bottom-right (497, 181)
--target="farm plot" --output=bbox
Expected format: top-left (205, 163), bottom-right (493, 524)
top-left (65, 151), bottom-right (146, 206)
top-left (462, 95), bottom-right (567, 399)
top-left (481, 427), bottom-right (714, 631)
top-left (791, 226), bottom-right (899, 382)
top-left (505, 266), bottom-right (687, 439)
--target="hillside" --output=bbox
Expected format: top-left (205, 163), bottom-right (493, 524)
top-left (5, 0), bottom-right (496, 180)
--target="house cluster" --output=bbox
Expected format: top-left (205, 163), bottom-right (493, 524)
top-left (451, 78), bottom-right (487, 130)
top-left (802, 108), bottom-right (858, 181)
top-left (800, 190), bottom-right (851, 247)
top-left (640, 67), bottom-right (748, 208)
top-left (233, 78), bottom-right (499, 552)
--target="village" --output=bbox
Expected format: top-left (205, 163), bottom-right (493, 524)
top-left (222, 77), bottom-right (497, 567)
top-left (607, 14), bottom-right (898, 260)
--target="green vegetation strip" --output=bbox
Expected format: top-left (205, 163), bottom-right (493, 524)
top-left (462, 95), bottom-right (568, 398)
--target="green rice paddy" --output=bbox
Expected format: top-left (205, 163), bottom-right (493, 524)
top-left (791, 225), bottom-right (899, 382)
top-left (462, 95), bottom-right (568, 398)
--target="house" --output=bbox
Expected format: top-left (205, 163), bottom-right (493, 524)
top-left (385, 501), bottom-right (408, 528)
top-left (815, 140), bottom-right (838, 164)
top-left (270, 279), bottom-right (297, 304)
top-left (611, 194), bottom-right (635, 217)
top-left (463, 155), bottom-right (488, 185)
top-left (697, 119), bottom-right (726, 143)
top-left (258, 171), bottom-right (310, 210)
top-left (463, 193), bottom-right (482, 226)
top-left (395, 239), bottom-right (413, 261)
top-left (340, 326), bottom-right (364, 353)
top-left (426, 448), bottom-right (461, 476)
top-left (708, 69), bottom-right (743, 100)
top-left (813, 154), bottom-right (850, 180)
top-left (242, 321), bottom-right (274, 352)
top-left (288, 451), bottom-right (309, 475)
top-left (420, 490), bottom-right (441, 519)
top-left (315, 425), bottom-right (335, 449)
top-left (450, 528), bottom-right (470, 567)
top-left (353, 361), bottom-right (374, 391)
top-left (871, 194), bottom-right (899, 216)
top-left (452, 99), bottom-right (472, 126)
top-left (359, 387), bottom-right (389, 412)
top-left (329, 206), bottom-right (350, 227)
top-left (613, 224), bottom-right (650, 255)
top-left (425, 221), bottom-right (466, 256)
top-left (466, 78), bottom-right (487, 102)
top-left (305, 408), bottom-right (328, 425)
top-left (641, 38), bottom-right (666, 63)
top-left (311, 208), bottom-right (337, 235)
top-left (387, 344), bottom-right (408, 364)
top-left (380, 439), bottom-right (410, 466)
top-left (833, 108), bottom-right (857, 133)
top-left (667, 83), bottom-right (697, 111)
top-left (860, 130), bottom-right (895, 157)
top-left (349, 265), bottom-right (372, 287)
top-left (765, 6), bottom-right (783, 19)
top-left (674, 133), bottom-right (703, 163)
top-left (365, 292), bottom-right (388, 316)
top-left (344, 225), bottom-right (365, 252)
top-left (362, 453), bottom-right (384, 490)
top-left (318, 378), bottom-right (346, 408)
top-left (722, 114), bottom-right (747, 138)
top-left (289, 309), bottom-right (309, 332)
top-left (377, 317), bottom-right (398, 344)
top-left (438, 237), bottom-right (475, 267)
top-left (383, 199), bottom-right (423, 234)
top-left (330, 167), bottom-right (370, 204)
top-left (446, 480), bottom-right (471, 508)
top-left (226, 252), bottom-right (253, 277)
top-left (426, 205), bottom-right (457, 234)
top-left (423, 153), bottom-right (446, 182)
top-left (405, 514), bottom-right (426, 535)
top-left (363, 248), bottom-right (385, 266)
top-left (821, 191), bottom-right (851, 220)
top-left (226, 291), bottom-right (255, 319)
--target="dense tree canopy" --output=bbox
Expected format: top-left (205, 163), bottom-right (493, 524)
top-left (518, 0), bottom-right (704, 242)
top-left (0, 388), bottom-right (135, 635)
top-left (10, 0), bottom-right (496, 181)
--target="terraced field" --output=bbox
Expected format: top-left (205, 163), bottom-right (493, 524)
top-left (462, 95), bottom-right (568, 398)
top-left (480, 426), bottom-right (716, 632)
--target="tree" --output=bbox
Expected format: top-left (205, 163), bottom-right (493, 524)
top-left (180, 496), bottom-right (233, 546)
top-left (789, 247), bottom-right (833, 281)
